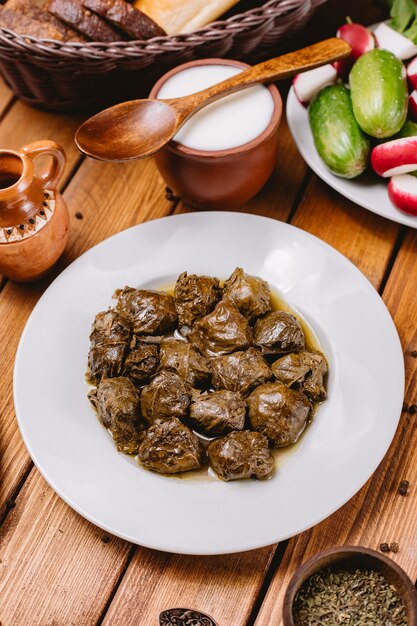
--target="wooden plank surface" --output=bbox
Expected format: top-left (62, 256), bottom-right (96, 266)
top-left (102, 547), bottom-right (275, 626)
top-left (0, 470), bottom-right (132, 626)
top-left (1, 1), bottom-right (416, 625)
top-left (0, 155), bottom-right (170, 509)
top-left (0, 105), bottom-right (85, 515)
top-left (0, 101), bottom-right (82, 181)
top-left (254, 229), bottom-right (417, 626)
top-left (291, 176), bottom-right (401, 289)
top-left (0, 103), bottom-right (411, 626)
top-left (97, 119), bottom-right (403, 625)
top-left (87, 116), bottom-right (307, 626)
top-left (0, 156), bottom-right (174, 624)
top-left (0, 115), bottom-right (306, 626)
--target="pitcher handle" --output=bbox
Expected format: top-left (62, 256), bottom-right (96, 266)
top-left (21, 140), bottom-right (66, 191)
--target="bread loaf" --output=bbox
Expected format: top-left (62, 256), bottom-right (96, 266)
top-left (47, 0), bottom-right (128, 41)
top-left (83, 0), bottom-right (165, 39)
top-left (5, 0), bottom-right (86, 41)
top-left (0, 4), bottom-right (71, 39)
top-left (134, 0), bottom-right (240, 35)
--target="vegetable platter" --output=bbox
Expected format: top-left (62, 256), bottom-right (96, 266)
top-left (287, 0), bottom-right (417, 225)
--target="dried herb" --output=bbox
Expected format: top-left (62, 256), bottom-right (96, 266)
top-left (399, 480), bottom-right (410, 496)
top-left (293, 566), bottom-right (407, 626)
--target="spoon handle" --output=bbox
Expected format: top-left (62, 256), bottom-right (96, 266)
top-left (172, 38), bottom-right (350, 116)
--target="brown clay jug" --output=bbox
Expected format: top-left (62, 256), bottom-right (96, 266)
top-left (0, 140), bottom-right (69, 282)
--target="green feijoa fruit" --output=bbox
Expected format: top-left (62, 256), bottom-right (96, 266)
top-left (350, 49), bottom-right (407, 139)
top-left (308, 84), bottom-right (370, 179)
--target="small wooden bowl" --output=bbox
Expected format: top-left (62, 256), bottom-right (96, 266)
top-left (283, 546), bottom-right (417, 626)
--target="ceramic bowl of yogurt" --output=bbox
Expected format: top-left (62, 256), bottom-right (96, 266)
top-left (149, 58), bottom-right (282, 210)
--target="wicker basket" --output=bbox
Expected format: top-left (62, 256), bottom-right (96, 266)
top-left (0, 0), bottom-right (328, 112)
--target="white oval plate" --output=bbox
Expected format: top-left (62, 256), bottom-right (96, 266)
top-left (286, 87), bottom-right (417, 228)
top-left (14, 212), bottom-right (404, 555)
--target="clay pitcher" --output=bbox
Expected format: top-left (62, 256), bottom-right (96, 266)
top-left (0, 140), bottom-right (69, 282)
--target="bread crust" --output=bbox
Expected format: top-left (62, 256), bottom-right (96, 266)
top-left (83, 0), bottom-right (165, 39)
top-left (47, 0), bottom-right (127, 41)
top-left (5, 0), bottom-right (86, 41)
top-left (0, 4), bottom-right (68, 39)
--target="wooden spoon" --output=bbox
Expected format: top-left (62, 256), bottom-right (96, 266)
top-left (75, 38), bottom-right (350, 162)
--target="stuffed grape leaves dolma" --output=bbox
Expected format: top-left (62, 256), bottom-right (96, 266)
top-left (272, 351), bottom-right (328, 401)
top-left (188, 300), bottom-right (252, 358)
top-left (253, 311), bottom-right (305, 355)
top-left (89, 376), bottom-right (144, 454)
top-left (247, 382), bottom-right (311, 447)
top-left (189, 390), bottom-right (246, 437)
top-left (86, 266), bottom-right (328, 481)
top-left (140, 369), bottom-right (191, 424)
top-left (138, 417), bottom-right (204, 474)
top-left (159, 338), bottom-right (211, 388)
top-left (114, 287), bottom-right (177, 335)
top-left (87, 310), bottom-right (131, 383)
top-left (207, 430), bottom-right (273, 481)
top-left (223, 267), bottom-right (272, 321)
top-left (174, 272), bottom-right (222, 327)
top-left (123, 339), bottom-right (159, 386)
top-left (211, 347), bottom-right (272, 395)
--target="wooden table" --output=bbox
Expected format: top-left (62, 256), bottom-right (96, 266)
top-left (0, 1), bottom-right (416, 624)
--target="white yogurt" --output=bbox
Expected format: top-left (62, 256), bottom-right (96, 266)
top-left (156, 65), bottom-right (275, 152)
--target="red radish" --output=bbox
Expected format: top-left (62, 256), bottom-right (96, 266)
top-left (407, 57), bottom-right (417, 90)
top-left (292, 64), bottom-right (337, 106)
top-left (333, 22), bottom-right (374, 78)
top-left (409, 90), bottom-right (417, 120)
top-left (371, 137), bottom-right (417, 177)
top-left (388, 174), bottom-right (417, 215)
top-left (374, 23), bottom-right (417, 60)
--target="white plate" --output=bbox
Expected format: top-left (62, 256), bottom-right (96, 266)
top-left (14, 212), bottom-right (404, 555)
top-left (287, 87), bottom-right (417, 228)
